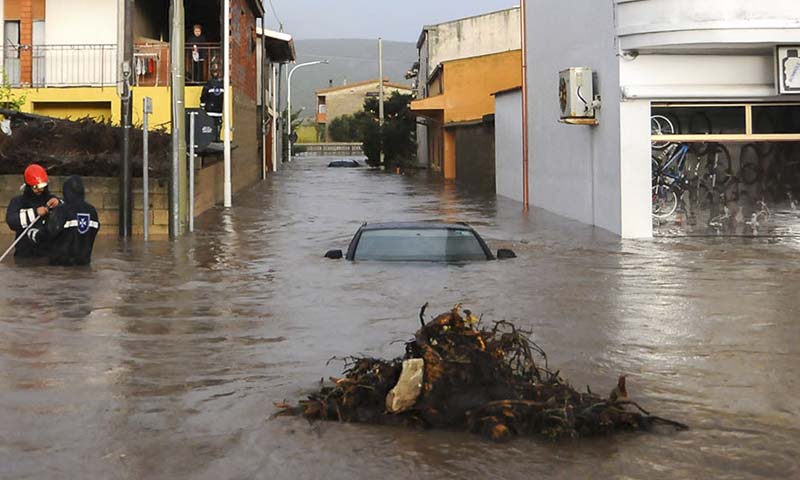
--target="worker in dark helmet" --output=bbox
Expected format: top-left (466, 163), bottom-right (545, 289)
top-left (4, 163), bottom-right (60, 258)
top-left (28, 175), bottom-right (100, 266)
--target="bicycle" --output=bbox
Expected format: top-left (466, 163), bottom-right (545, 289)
top-left (652, 143), bottom-right (690, 218)
top-left (651, 114), bottom-right (677, 150)
top-left (687, 143), bottom-right (732, 214)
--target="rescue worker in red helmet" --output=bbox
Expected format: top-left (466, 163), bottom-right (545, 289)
top-left (4, 164), bottom-right (60, 258)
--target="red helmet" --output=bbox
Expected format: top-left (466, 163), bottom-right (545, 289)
top-left (24, 164), bottom-right (48, 189)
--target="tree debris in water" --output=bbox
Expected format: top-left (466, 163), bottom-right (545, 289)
top-left (276, 305), bottom-right (688, 442)
top-left (0, 109), bottom-right (172, 178)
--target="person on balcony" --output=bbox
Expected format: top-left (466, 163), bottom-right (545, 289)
top-left (188, 23), bottom-right (208, 82)
top-left (200, 61), bottom-right (224, 141)
top-left (5, 164), bottom-right (60, 259)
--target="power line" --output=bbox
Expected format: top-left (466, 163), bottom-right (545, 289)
top-left (267, 0), bottom-right (283, 31)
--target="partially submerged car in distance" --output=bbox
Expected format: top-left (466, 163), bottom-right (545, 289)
top-left (328, 159), bottom-right (361, 168)
top-left (324, 222), bottom-right (516, 262)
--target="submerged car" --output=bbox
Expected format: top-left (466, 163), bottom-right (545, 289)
top-left (328, 159), bottom-right (361, 168)
top-left (324, 222), bottom-right (516, 262)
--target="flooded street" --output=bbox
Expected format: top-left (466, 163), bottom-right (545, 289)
top-left (1, 156), bottom-right (799, 479)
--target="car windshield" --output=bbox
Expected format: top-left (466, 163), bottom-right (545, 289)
top-left (353, 228), bottom-right (489, 262)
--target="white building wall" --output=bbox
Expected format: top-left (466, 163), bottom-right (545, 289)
top-left (619, 99), bottom-right (652, 238)
top-left (43, 0), bottom-right (118, 86)
top-left (621, 54), bottom-right (777, 99)
top-left (528, 0), bottom-right (623, 235)
top-left (46, 0), bottom-right (117, 44)
top-left (616, 0), bottom-right (800, 52)
top-left (424, 8), bottom-right (520, 75)
top-left (494, 89), bottom-right (523, 203)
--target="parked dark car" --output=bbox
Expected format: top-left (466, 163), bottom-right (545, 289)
top-left (328, 159), bottom-right (361, 168)
top-left (324, 222), bottom-right (516, 262)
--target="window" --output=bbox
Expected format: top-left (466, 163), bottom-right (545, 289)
top-left (354, 228), bottom-right (488, 262)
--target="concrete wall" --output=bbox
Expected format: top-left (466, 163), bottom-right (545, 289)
top-left (494, 89), bottom-right (523, 203)
top-left (615, 0), bottom-right (800, 51)
top-left (528, 0), bottom-right (623, 235)
top-left (0, 158), bottom-right (240, 237)
top-left (0, 175), bottom-right (170, 236)
top-left (454, 123), bottom-right (495, 192)
top-left (423, 8), bottom-right (520, 76)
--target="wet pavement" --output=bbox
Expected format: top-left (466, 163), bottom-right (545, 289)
top-left (1, 156), bottom-right (799, 479)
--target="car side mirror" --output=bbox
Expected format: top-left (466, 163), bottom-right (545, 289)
top-left (324, 249), bottom-right (343, 259)
top-left (496, 249), bottom-right (516, 260)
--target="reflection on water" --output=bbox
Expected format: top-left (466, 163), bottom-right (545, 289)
top-left (1, 157), bottom-right (799, 479)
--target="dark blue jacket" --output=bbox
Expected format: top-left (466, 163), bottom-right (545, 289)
top-left (5, 184), bottom-right (58, 257)
top-left (42, 176), bottom-right (100, 266)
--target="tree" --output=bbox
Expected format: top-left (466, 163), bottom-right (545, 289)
top-left (361, 92), bottom-right (416, 168)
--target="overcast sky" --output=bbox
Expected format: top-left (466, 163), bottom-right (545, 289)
top-left (263, 0), bottom-right (520, 42)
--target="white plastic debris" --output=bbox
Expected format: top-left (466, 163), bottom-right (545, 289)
top-left (1, 118), bottom-right (11, 136)
top-left (385, 358), bottom-right (424, 413)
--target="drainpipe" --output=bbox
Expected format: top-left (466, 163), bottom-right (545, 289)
top-left (223, 0), bottom-right (232, 208)
top-left (520, 0), bottom-right (530, 211)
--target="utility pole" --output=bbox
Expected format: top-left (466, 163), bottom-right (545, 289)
top-left (119, 0), bottom-right (134, 237)
top-left (378, 37), bottom-right (385, 169)
top-left (169, 0), bottom-right (186, 237)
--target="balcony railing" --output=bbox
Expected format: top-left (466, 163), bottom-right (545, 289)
top-left (4, 44), bottom-right (117, 87)
top-left (2, 43), bottom-right (222, 88)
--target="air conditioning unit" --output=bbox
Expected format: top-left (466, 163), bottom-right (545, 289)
top-left (559, 67), bottom-right (595, 119)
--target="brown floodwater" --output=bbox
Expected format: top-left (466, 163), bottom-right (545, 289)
top-left (1, 156), bottom-right (799, 479)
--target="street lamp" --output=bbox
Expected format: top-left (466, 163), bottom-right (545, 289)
top-left (287, 60), bottom-right (329, 161)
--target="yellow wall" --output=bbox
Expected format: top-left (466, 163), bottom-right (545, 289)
top-left (410, 50), bottom-right (521, 181)
top-left (440, 50), bottom-right (521, 124)
top-left (13, 86), bottom-right (207, 132)
top-left (296, 124), bottom-right (318, 143)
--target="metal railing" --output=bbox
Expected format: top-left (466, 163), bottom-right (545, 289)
top-left (4, 44), bottom-right (117, 87)
top-left (185, 43), bottom-right (222, 85)
top-left (2, 43), bottom-right (222, 88)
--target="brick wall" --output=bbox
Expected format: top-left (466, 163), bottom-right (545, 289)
top-left (230, 0), bottom-right (258, 102)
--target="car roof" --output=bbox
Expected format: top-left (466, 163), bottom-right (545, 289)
top-left (360, 221), bottom-right (475, 231)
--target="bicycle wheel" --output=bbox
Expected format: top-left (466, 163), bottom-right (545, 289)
top-left (651, 115), bottom-right (675, 149)
top-left (739, 143), bottom-right (762, 185)
top-left (652, 184), bottom-right (678, 218)
top-left (688, 111), bottom-right (713, 156)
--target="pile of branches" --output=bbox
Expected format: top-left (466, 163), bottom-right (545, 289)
top-left (0, 109), bottom-right (172, 178)
top-left (276, 305), bottom-right (688, 442)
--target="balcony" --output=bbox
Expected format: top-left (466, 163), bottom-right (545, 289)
top-left (3, 43), bottom-right (222, 88)
top-left (4, 44), bottom-right (117, 87)
top-left (615, 0), bottom-right (800, 53)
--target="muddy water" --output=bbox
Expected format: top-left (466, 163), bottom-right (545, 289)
top-left (1, 156), bottom-right (799, 479)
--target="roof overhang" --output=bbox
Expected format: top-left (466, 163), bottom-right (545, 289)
top-left (410, 95), bottom-right (445, 119)
top-left (257, 27), bottom-right (296, 63)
